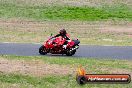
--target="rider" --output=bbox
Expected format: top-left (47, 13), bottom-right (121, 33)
top-left (54, 29), bottom-right (70, 49)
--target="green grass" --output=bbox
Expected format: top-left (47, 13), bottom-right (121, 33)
top-left (0, 73), bottom-right (69, 88)
top-left (0, 3), bottom-right (132, 21)
top-left (0, 73), bottom-right (131, 88)
top-left (0, 55), bottom-right (132, 88)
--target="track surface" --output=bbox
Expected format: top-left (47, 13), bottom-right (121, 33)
top-left (0, 43), bottom-right (132, 60)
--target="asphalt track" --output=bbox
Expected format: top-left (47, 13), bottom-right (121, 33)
top-left (0, 43), bottom-right (132, 60)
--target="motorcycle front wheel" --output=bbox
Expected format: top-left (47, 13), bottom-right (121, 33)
top-left (39, 45), bottom-right (47, 55)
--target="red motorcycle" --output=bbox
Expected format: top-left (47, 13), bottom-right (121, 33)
top-left (39, 35), bottom-right (80, 56)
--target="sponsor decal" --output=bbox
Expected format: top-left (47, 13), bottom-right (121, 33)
top-left (76, 66), bottom-right (131, 85)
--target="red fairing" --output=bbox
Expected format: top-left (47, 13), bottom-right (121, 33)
top-left (67, 40), bottom-right (75, 48)
top-left (53, 36), bottom-right (65, 46)
top-left (44, 36), bottom-right (66, 49)
top-left (44, 37), bottom-right (54, 48)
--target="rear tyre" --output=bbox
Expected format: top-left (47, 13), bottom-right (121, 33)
top-left (39, 45), bottom-right (47, 55)
top-left (66, 49), bottom-right (76, 56)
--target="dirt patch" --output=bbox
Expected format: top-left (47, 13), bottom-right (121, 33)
top-left (0, 18), bottom-right (130, 31)
top-left (1, 0), bottom-right (132, 7)
top-left (0, 59), bottom-right (75, 77)
top-left (100, 67), bottom-right (132, 76)
top-left (100, 24), bottom-right (132, 35)
top-left (0, 18), bottom-right (107, 37)
top-left (0, 18), bottom-right (132, 44)
top-left (0, 0), bottom-right (97, 7)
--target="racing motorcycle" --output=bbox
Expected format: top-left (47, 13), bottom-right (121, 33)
top-left (39, 35), bottom-right (80, 56)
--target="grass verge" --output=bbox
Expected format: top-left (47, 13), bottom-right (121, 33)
top-left (0, 55), bottom-right (131, 88)
top-left (0, 3), bottom-right (132, 21)
top-left (0, 73), bottom-right (131, 88)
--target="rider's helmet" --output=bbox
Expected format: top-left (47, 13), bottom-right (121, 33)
top-left (59, 29), bottom-right (67, 35)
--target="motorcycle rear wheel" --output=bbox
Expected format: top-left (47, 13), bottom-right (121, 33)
top-left (66, 49), bottom-right (76, 56)
top-left (39, 45), bottom-right (47, 55)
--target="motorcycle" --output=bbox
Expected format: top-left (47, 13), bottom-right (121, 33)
top-left (39, 35), bottom-right (80, 56)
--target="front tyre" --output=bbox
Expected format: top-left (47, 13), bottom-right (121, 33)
top-left (39, 45), bottom-right (47, 55)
